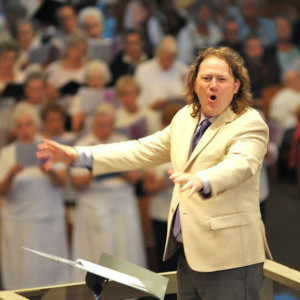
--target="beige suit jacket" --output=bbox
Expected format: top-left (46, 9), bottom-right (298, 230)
top-left (90, 105), bottom-right (272, 272)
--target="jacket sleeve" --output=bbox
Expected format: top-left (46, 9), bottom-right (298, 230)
top-left (90, 126), bottom-right (171, 176)
top-left (202, 114), bottom-right (269, 197)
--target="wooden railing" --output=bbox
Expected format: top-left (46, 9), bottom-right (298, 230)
top-left (0, 259), bottom-right (299, 300)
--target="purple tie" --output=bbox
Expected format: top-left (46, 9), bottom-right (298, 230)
top-left (173, 119), bottom-right (211, 239)
top-left (189, 119), bottom-right (211, 155)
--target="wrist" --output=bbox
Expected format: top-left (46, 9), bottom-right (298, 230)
top-left (69, 146), bottom-right (79, 165)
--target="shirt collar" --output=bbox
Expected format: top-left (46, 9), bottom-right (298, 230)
top-left (199, 111), bottom-right (217, 124)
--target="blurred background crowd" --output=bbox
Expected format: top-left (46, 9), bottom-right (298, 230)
top-left (0, 0), bottom-right (299, 297)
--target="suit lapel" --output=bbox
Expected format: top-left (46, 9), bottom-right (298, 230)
top-left (184, 106), bottom-right (236, 171)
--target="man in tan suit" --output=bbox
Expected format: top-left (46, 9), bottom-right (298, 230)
top-left (37, 47), bottom-right (271, 299)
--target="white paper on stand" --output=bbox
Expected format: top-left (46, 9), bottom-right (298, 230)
top-left (22, 247), bottom-right (148, 293)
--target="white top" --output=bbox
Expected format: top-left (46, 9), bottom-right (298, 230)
top-left (177, 21), bottom-right (222, 64)
top-left (115, 106), bottom-right (161, 136)
top-left (71, 132), bottom-right (135, 212)
top-left (44, 61), bottom-right (86, 88)
top-left (135, 58), bottom-right (188, 108)
top-left (269, 87), bottom-right (300, 130)
top-left (0, 142), bottom-right (66, 220)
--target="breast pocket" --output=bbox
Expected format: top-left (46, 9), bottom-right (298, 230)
top-left (209, 212), bottom-right (251, 230)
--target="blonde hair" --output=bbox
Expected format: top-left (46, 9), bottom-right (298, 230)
top-left (78, 7), bottom-right (104, 26)
top-left (85, 59), bottom-right (111, 85)
top-left (116, 75), bottom-right (141, 95)
top-left (93, 102), bottom-right (115, 119)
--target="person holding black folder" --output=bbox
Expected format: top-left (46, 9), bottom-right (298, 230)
top-left (44, 30), bottom-right (88, 122)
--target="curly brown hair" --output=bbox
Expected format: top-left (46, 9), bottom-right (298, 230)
top-left (185, 46), bottom-right (253, 118)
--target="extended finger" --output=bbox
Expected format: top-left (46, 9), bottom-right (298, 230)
top-left (180, 181), bottom-right (192, 192)
top-left (168, 169), bottom-right (174, 176)
top-left (174, 175), bottom-right (189, 184)
top-left (37, 143), bottom-right (49, 151)
top-left (36, 148), bottom-right (53, 159)
top-left (187, 185), bottom-right (198, 198)
top-left (169, 172), bottom-right (182, 183)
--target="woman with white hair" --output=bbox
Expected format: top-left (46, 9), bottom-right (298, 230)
top-left (78, 7), bottom-right (113, 62)
top-left (71, 102), bottom-right (146, 282)
top-left (0, 103), bottom-right (70, 289)
top-left (78, 7), bottom-right (105, 39)
top-left (69, 59), bottom-right (116, 133)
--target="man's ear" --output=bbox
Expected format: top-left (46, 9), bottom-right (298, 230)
top-left (234, 79), bottom-right (240, 94)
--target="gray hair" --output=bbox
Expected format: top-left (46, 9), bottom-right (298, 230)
top-left (93, 102), bottom-right (115, 119)
top-left (11, 103), bottom-right (41, 130)
top-left (155, 35), bottom-right (178, 57)
top-left (78, 7), bottom-right (104, 26)
top-left (65, 29), bottom-right (87, 50)
top-left (85, 59), bottom-right (111, 84)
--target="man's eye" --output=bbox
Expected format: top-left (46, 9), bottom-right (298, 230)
top-left (218, 78), bottom-right (226, 82)
top-left (202, 77), bottom-right (211, 81)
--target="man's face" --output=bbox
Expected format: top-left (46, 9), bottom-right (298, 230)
top-left (25, 79), bottom-right (45, 104)
top-left (43, 111), bottom-right (64, 136)
top-left (158, 52), bottom-right (176, 71)
top-left (17, 22), bottom-right (34, 46)
top-left (224, 21), bottom-right (239, 44)
top-left (245, 38), bottom-right (263, 60)
top-left (276, 18), bottom-right (292, 42)
top-left (194, 56), bottom-right (240, 118)
top-left (59, 6), bottom-right (77, 33)
top-left (125, 34), bottom-right (142, 58)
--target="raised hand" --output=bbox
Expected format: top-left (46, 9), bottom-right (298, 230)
top-left (36, 139), bottom-right (78, 171)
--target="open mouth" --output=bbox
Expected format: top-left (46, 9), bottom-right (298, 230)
top-left (210, 95), bottom-right (216, 100)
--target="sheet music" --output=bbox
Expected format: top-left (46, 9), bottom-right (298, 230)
top-left (76, 259), bottom-right (147, 290)
top-left (79, 87), bottom-right (104, 114)
top-left (88, 39), bottom-right (111, 62)
top-left (79, 87), bottom-right (118, 114)
top-left (28, 44), bottom-right (49, 63)
top-left (22, 247), bottom-right (148, 292)
top-left (16, 143), bottom-right (39, 167)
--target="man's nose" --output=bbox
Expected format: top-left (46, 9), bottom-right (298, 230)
top-left (210, 78), bottom-right (218, 90)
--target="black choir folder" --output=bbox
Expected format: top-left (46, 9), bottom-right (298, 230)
top-left (22, 247), bottom-right (169, 300)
